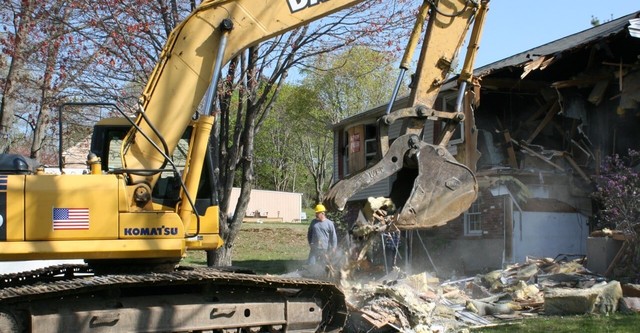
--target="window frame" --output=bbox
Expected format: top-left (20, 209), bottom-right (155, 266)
top-left (464, 197), bottom-right (482, 236)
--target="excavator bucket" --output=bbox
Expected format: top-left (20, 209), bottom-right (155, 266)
top-left (324, 133), bottom-right (477, 230)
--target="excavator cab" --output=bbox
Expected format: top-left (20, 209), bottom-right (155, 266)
top-left (90, 117), bottom-right (218, 213)
top-left (325, 0), bottom-right (488, 230)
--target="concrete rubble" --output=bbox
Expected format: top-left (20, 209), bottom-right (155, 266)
top-left (330, 256), bottom-right (639, 332)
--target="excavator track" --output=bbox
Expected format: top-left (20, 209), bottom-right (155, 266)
top-left (0, 265), bottom-right (347, 332)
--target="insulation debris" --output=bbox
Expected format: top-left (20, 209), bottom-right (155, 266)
top-left (343, 270), bottom-right (488, 332)
top-left (338, 256), bottom-right (634, 332)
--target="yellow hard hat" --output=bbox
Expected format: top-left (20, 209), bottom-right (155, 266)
top-left (314, 204), bottom-right (327, 213)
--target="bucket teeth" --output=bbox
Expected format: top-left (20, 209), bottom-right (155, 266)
top-left (325, 134), bottom-right (477, 229)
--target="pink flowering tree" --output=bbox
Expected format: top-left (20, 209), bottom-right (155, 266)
top-left (592, 149), bottom-right (640, 280)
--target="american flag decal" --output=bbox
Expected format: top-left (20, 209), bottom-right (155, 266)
top-left (53, 208), bottom-right (89, 230)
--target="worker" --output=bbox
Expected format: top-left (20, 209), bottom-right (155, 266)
top-left (307, 204), bottom-right (338, 265)
top-left (382, 229), bottom-right (401, 272)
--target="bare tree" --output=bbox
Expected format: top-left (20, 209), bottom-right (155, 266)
top-left (301, 127), bottom-right (334, 205)
top-left (253, 85), bottom-right (314, 193)
top-left (1, 0), bottom-right (160, 159)
top-left (0, 0), bottom-right (35, 153)
top-left (29, 2), bottom-right (69, 161)
top-left (207, 1), bottom-right (415, 265)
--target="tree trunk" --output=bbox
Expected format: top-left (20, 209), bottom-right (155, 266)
top-left (206, 209), bottom-right (246, 266)
top-left (0, 1), bottom-right (33, 153)
top-left (210, 47), bottom-right (261, 266)
top-left (0, 60), bottom-right (19, 153)
top-left (206, 243), bottom-right (233, 266)
top-left (31, 48), bottom-right (55, 160)
top-left (31, 2), bottom-right (65, 161)
top-left (211, 245), bottom-right (233, 266)
top-left (206, 46), bottom-right (282, 267)
top-left (206, 214), bottom-right (233, 266)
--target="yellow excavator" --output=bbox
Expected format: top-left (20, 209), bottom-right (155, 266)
top-left (0, 0), bottom-right (488, 331)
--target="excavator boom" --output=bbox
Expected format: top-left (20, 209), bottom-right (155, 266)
top-left (123, 0), bottom-right (369, 187)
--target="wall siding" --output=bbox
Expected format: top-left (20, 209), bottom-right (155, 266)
top-left (512, 212), bottom-right (588, 262)
top-left (333, 131), bottom-right (340, 181)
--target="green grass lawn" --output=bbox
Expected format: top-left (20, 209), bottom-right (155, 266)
top-left (185, 222), bottom-right (310, 274)
top-left (471, 313), bottom-right (640, 333)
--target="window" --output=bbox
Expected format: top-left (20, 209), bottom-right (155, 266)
top-left (364, 124), bottom-right (378, 166)
top-left (464, 197), bottom-right (482, 236)
top-left (106, 135), bottom-right (123, 171)
top-left (342, 130), bottom-right (350, 176)
top-left (105, 132), bottom-right (188, 175)
top-left (438, 95), bottom-right (464, 145)
top-left (103, 127), bottom-right (191, 201)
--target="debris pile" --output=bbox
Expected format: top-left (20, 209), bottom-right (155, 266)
top-left (296, 199), bottom-right (639, 331)
top-left (336, 256), bottom-right (640, 332)
top-left (342, 268), bottom-right (490, 332)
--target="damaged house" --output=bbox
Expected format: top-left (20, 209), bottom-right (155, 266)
top-left (330, 12), bottom-right (640, 276)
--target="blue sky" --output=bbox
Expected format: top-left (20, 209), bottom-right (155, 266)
top-left (475, 1), bottom-right (638, 67)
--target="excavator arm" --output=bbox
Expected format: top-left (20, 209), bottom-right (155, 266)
top-left (325, 0), bottom-right (489, 229)
top-left (118, 0), bottom-right (382, 231)
top-left (0, 0), bottom-right (487, 262)
top-left (121, 0), bottom-right (370, 187)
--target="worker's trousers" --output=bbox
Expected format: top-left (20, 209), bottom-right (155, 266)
top-left (307, 247), bottom-right (328, 265)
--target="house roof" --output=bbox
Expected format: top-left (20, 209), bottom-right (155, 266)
top-left (472, 10), bottom-right (640, 78)
top-left (331, 10), bottom-right (640, 129)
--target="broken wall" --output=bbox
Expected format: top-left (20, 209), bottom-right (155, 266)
top-left (442, 18), bottom-right (640, 275)
top-left (332, 15), bottom-right (640, 279)
top-left (474, 21), bottom-right (640, 175)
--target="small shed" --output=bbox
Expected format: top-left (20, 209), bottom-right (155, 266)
top-left (228, 188), bottom-right (302, 223)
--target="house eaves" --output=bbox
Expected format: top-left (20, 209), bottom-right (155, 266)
top-left (329, 96), bottom-right (411, 130)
